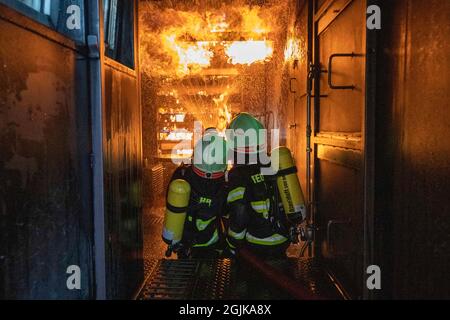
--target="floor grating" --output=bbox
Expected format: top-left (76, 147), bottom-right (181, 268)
top-left (138, 257), bottom-right (346, 300)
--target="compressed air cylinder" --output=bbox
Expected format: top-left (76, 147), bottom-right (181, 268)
top-left (162, 179), bottom-right (191, 245)
top-left (271, 147), bottom-right (306, 223)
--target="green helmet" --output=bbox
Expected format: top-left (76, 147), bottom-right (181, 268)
top-left (228, 113), bottom-right (266, 154)
top-left (192, 132), bottom-right (228, 179)
top-left (204, 127), bottom-right (219, 135)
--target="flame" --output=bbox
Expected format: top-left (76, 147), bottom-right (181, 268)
top-left (240, 7), bottom-right (271, 35)
top-left (225, 40), bottom-right (274, 65)
top-left (141, 4), bottom-right (276, 77)
top-left (139, 1), bottom-right (291, 162)
top-left (214, 92), bottom-right (233, 132)
top-left (176, 149), bottom-right (194, 155)
top-left (223, 7), bottom-right (274, 65)
top-left (163, 35), bottom-right (214, 76)
top-left (166, 131), bottom-right (193, 141)
top-left (207, 13), bottom-right (229, 33)
top-left (284, 38), bottom-right (301, 62)
top-left (224, 104), bottom-right (232, 124)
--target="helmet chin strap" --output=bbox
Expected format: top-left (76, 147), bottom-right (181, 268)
top-left (192, 165), bottom-right (225, 179)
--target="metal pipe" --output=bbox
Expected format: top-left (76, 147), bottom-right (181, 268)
top-left (306, 70), bottom-right (312, 215)
top-left (300, 241), bottom-right (309, 257)
top-left (87, 0), bottom-right (107, 300)
top-left (238, 247), bottom-right (324, 300)
top-left (306, 0), bottom-right (314, 236)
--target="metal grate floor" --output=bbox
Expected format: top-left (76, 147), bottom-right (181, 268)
top-left (139, 259), bottom-right (199, 300)
top-left (138, 257), bottom-right (346, 300)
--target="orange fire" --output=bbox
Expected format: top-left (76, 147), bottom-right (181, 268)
top-left (284, 38), bottom-right (301, 63)
top-left (214, 92), bottom-right (233, 132)
top-left (240, 7), bottom-right (271, 35)
top-left (225, 40), bottom-right (274, 65)
top-left (154, 6), bottom-right (275, 76)
top-left (224, 7), bottom-right (274, 65)
top-left (163, 35), bottom-right (214, 76)
top-left (207, 13), bottom-right (229, 33)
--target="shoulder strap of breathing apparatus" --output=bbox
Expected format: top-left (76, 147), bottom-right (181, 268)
top-left (179, 164), bottom-right (225, 232)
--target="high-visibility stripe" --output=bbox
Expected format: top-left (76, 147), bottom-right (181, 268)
top-left (250, 199), bottom-right (270, 219)
top-left (246, 233), bottom-right (288, 246)
top-left (228, 228), bottom-right (246, 240)
top-left (250, 201), bottom-right (266, 211)
top-left (226, 238), bottom-right (236, 249)
top-left (250, 199), bottom-right (270, 212)
top-left (196, 216), bottom-right (216, 231)
top-left (227, 187), bottom-right (245, 203)
top-left (194, 230), bottom-right (219, 248)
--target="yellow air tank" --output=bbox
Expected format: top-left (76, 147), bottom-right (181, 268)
top-left (271, 147), bottom-right (306, 223)
top-left (162, 179), bottom-right (191, 245)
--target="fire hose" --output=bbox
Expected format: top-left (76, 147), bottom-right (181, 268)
top-left (237, 247), bottom-right (326, 300)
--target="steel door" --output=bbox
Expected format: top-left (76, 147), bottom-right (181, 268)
top-left (312, 0), bottom-right (367, 298)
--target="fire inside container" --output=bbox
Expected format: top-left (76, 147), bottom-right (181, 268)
top-left (140, 0), bottom-right (299, 165)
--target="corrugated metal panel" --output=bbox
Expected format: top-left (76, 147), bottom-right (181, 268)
top-left (103, 63), bottom-right (143, 299)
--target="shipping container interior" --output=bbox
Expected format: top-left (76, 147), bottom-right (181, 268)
top-left (137, 0), bottom-right (450, 299)
top-left (139, 0), bottom-right (306, 261)
top-left (138, 0), bottom-right (368, 298)
top-left (0, 0), bottom-right (449, 300)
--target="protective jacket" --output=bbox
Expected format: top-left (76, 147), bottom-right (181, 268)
top-left (170, 164), bottom-right (227, 254)
top-left (226, 163), bottom-right (290, 257)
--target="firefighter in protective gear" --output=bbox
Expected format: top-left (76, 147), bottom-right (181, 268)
top-left (225, 113), bottom-right (291, 259)
top-left (167, 130), bottom-right (228, 259)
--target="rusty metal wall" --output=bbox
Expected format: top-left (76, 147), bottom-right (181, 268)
top-left (375, 0), bottom-right (450, 299)
top-left (103, 63), bottom-right (144, 299)
top-left (0, 6), bottom-right (94, 299)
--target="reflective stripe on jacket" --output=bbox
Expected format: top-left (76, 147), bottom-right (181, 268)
top-left (246, 232), bottom-right (288, 246)
top-left (225, 164), bottom-right (290, 250)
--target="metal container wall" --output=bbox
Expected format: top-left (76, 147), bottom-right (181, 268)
top-left (313, 0), bottom-right (366, 298)
top-left (375, 0), bottom-right (450, 299)
top-left (0, 5), bottom-right (94, 299)
top-left (103, 62), bottom-right (144, 299)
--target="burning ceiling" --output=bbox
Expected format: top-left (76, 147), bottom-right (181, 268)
top-left (139, 0), bottom-right (297, 136)
top-left (139, 2), bottom-right (285, 78)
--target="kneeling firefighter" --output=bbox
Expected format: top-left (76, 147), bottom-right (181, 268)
top-left (225, 113), bottom-right (306, 259)
top-left (162, 130), bottom-right (228, 258)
